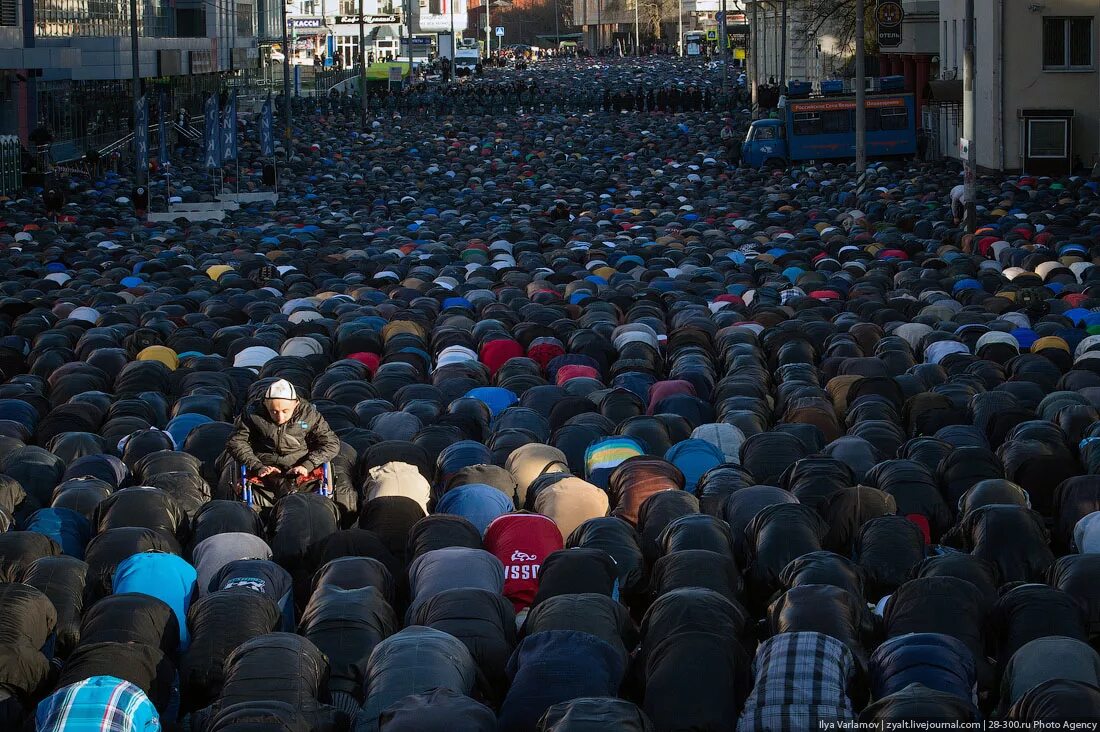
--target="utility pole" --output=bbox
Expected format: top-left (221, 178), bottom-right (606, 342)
top-left (633, 0), bottom-right (639, 56)
top-left (405, 0), bottom-right (413, 72)
top-left (450, 0), bottom-right (456, 76)
top-left (484, 0), bottom-right (490, 59)
top-left (359, 0), bottom-right (367, 124)
top-left (554, 0), bottom-right (559, 53)
top-left (677, 0), bottom-right (682, 56)
top-left (129, 0), bottom-right (143, 186)
top-left (597, 0), bottom-right (602, 54)
top-left (962, 0), bottom-right (976, 233)
top-left (854, 0), bottom-right (866, 172)
top-left (719, 0), bottom-right (729, 104)
top-left (282, 0), bottom-right (291, 148)
top-left (750, 0), bottom-right (757, 116)
top-left (778, 0), bottom-right (786, 92)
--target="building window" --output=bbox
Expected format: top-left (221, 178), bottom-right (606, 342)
top-left (0, 0), bottom-right (15, 26)
top-left (792, 112), bottom-right (821, 136)
top-left (339, 0), bottom-right (358, 15)
top-left (236, 4), bottom-right (254, 36)
top-left (951, 19), bottom-right (957, 71)
top-left (176, 7), bottom-right (205, 37)
top-left (821, 109), bottom-right (850, 134)
top-left (1028, 119), bottom-right (1068, 158)
top-left (1043, 17), bottom-right (1093, 70)
top-left (336, 34), bottom-right (360, 63)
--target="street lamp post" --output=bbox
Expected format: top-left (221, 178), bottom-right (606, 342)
top-left (484, 1), bottom-right (490, 59)
top-left (449, 0), bottom-right (456, 79)
top-left (962, 0), bottom-right (976, 233)
top-left (597, 0), bottom-right (601, 54)
top-left (405, 0), bottom-right (413, 72)
top-left (282, 0), bottom-right (291, 147)
top-left (720, 0), bottom-right (729, 101)
top-left (359, 0), bottom-right (367, 124)
top-left (677, 0), bottom-right (682, 57)
top-left (554, 0), bottom-right (559, 53)
top-left (129, 0), bottom-right (143, 186)
top-left (779, 0), bottom-right (786, 92)
top-left (750, 0), bottom-right (757, 115)
top-left (854, 0), bottom-right (866, 172)
top-left (633, 0), bottom-right (639, 55)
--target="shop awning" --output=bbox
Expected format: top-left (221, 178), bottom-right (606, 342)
top-left (925, 79), bottom-right (962, 104)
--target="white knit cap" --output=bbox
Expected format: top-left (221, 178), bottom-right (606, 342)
top-left (264, 379), bottom-right (298, 401)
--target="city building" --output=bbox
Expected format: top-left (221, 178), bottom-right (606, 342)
top-left (743, 0), bottom-right (849, 87)
top-left (0, 0), bottom-right (268, 159)
top-left (934, 0), bottom-right (1098, 174)
top-left (571, 0), bottom-right (719, 53)
top-left (879, 1), bottom-right (937, 126)
top-left (292, 0), bottom-right (464, 64)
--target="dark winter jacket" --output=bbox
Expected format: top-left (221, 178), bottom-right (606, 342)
top-left (227, 398), bottom-right (340, 472)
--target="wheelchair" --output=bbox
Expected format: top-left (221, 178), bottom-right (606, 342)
top-left (238, 462), bottom-right (334, 507)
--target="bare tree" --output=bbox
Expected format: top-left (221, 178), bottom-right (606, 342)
top-left (496, 0), bottom-right (574, 44)
top-left (796, 0), bottom-right (877, 56)
top-left (603, 0), bottom-right (677, 42)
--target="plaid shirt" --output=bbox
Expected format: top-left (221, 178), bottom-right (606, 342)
top-left (36, 676), bottom-right (160, 732)
top-left (737, 632), bottom-right (857, 732)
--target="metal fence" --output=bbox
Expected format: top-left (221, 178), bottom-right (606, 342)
top-left (0, 136), bottom-right (20, 194)
top-left (44, 64), bottom-right (363, 164)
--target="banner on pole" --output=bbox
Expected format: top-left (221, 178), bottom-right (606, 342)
top-left (134, 94), bottom-right (149, 173)
top-left (157, 88), bottom-right (168, 166)
top-left (261, 94), bottom-right (275, 157)
top-left (222, 89), bottom-right (238, 163)
top-left (203, 93), bottom-right (218, 169)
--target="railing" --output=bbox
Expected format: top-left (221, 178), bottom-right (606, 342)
top-left (51, 65), bottom-right (361, 165)
top-left (77, 118), bottom-right (203, 164)
top-left (312, 66), bottom-right (360, 94)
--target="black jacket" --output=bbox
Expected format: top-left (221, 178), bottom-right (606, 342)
top-left (227, 398), bottom-right (340, 472)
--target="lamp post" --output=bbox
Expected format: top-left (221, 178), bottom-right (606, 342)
top-left (597, 0), bottom-right (601, 54)
top-left (750, 0), bottom-right (757, 115)
top-left (677, 0), bottom-right (682, 57)
top-left (129, 0), bottom-right (143, 186)
top-left (404, 0), bottom-right (413, 72)
top-left (854, 0), bottom-right (866, 172)
top-left (449, 0), bottom-right (456, 79)
top-left (779, 0), bottom-right (786, 92)
top-left (720, 0), bottom-right (729, 99)
top-left (282, 0), bottom-right (291, 147)
top-left (359, 0), bottom-right (367, 123)
top-left (633, 0), bottom-right (639, 55)
top-left (554, 0), bottom-right (559, 53)
top-left (962, 0), bottom-right (976, 233)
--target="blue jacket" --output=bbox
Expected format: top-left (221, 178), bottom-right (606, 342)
top-left (112, 552), bottom-right (197, 652)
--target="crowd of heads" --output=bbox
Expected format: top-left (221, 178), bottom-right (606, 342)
top-left (0, 58), bottom-right (1099, 730)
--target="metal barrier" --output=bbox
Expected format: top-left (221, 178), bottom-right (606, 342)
top-left (0, 136), bottom-right (21, 194)
top-left (312, 67), bottom-right (360, 95)
top-left (88, 117), bottom-right (202, 163)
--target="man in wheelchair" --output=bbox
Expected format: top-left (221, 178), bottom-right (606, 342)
top-left (227, 379), bottom-right (341, 505)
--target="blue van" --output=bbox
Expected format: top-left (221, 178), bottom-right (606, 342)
top-left (742, 92), bottom-right (917, 168)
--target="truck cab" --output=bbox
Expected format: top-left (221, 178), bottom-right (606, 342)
top-left (741, 119), bottom-right (788, 168)
top-left (454, 49), bottom-right (480, 76)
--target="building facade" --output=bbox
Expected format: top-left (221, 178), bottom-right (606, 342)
top-left (878, 0), bottom-right (937, 125)
top-left (0, 0), bottom-right (264, 159)
top-left (744, 0), bottom-right (850, 88)
top-left (936, 0), bottom-right (1098, 174)
top-left (571, 0), bottom-right (718, 52)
